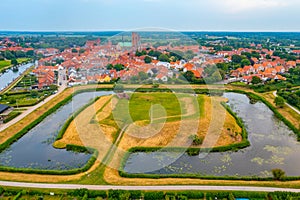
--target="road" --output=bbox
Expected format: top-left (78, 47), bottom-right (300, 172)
top-left (273, 91), bottom-right (300, 115)
top-left (1, 181), bottom-right (300, 192)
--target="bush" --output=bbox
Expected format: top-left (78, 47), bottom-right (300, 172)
top-left (177, 191), bottom-right (204, 199)
top-left (88, 190), bottom-right (107, 198)
top-left (144, 191), bottom-right (164, 200)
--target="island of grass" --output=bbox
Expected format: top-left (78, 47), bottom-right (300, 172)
top-left (55, 92), bottom-right (248, 184)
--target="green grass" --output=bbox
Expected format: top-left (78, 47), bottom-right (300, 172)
top-left (100, 93), bottom-right (200, 129)
top-left (127, 93), bottom-right (183, 122)
top-left (0, 60), bottom-right (11, 70)
top-left (129, 93), bottom-right (195, 121)
top-left (0, 58), bottom-right (30, 72)
top-left (16, 58), bottom-right (30, 63)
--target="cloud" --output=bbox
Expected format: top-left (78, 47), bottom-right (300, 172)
top-left (216, 0), bottom-right (289, 14)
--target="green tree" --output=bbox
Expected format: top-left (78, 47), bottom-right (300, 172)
top-left (251, 76), bottom-right (262, 85)
top-left (182, 71), bottom-right (195, 82)
top-left (272, 168), bottom-right (285, 180)
top-left (30, 90), bottom-right (39, 98)
top-left (274, 96), bottom-right (285, 108)
top-left (144, 56), bottom-right (152, 64)
top-left (11, 58), bottom-right (18, 66)
top-left (26, 50), bottom-right (34, 57)
top-left (106, 64), bottom-right (113, 70)
top-left (241, 59), bottom-right (251, 67)
top-left (9, 98), bottom-right (16, 104)
top-left (158, 54), bottom-right (169, 62)
top-left (79, 49), bottom-right (86, 54)
top-left (232, 55), bottom-right (243, 63)
top-left (71, 48), bottom-right (78, 53)
top-left (189, 135), bottom-right (204, 145)
top-left (4, 51), bottom-right (15, 60)
top-left (16, 51), bottom-right (26, 58)
top-left (138, 71), bottom-right (148, 81)
top-left (114, 64), bottom-right (124, 71)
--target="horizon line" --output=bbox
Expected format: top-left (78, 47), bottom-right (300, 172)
top-left (1, 29), bottom-right (300, 33)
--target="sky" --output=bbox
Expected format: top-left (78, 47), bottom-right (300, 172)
top-left (1, 0), bottom-right (300, 31)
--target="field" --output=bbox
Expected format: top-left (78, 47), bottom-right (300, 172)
top-left (0, 58), bottom-right (31, 72)
top-left (54, 92), bottom-right (244, 185)
top-left (0, 60), bottom-right (11, 70)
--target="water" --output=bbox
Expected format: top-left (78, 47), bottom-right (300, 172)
top-left (0, 91), bottom-right (113, 170)
top-left (123, 93), bottom-right (300, 177)
top-left (0, 63), bottom-right (33, 91)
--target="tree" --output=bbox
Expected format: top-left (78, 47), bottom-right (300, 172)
top-left (114, 64), bottom-right (124, 71)
top-left (71, 48), bottom-right (78, 53)
top-left (30, 90), bottom-right (39, 98)
top-left (16, 51), bottom-right (26, 58)
top-left (26, 50), bottom-right (34, 57)
top-left (189, 135), bottom-right (204, 145)
top-left (144, 56), bottom-right (152, 64)
top-left (9, 98), bottom-right (16, 104)
top-left (241, 59), bottom-right (251, 67)
top-left (4, 50), bottom-right (15, 59)
top-left (272, 168), bottom-right (285, 180)
top-left (232, 55), bottom-right (243, 64)
top-left (251, 76), bottom-right (262, 85)
top-left (79, 49), bottom-right (85, 54)
top-left (11, 58), bottom-right (18, 66)
top-left (158, 54), bottom-right (169, 62)
top-left (182, 71), bottom-right (195, 82)
top-left (138, 71), bottom-right (148, 81)
top-left (274, 96), bottom-right (285, 108)
top-left (106, 64), bottom-right (113, 70)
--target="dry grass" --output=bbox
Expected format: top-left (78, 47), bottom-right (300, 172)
top-left (118, 95), bottom-right (241, 150)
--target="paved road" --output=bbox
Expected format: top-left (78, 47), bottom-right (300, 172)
top-left (0, 84), bottom-right (66, 132)
top-left (1, 181), bottom-right (300, 192)
top-left (273, 91), bottom-right (300, 115)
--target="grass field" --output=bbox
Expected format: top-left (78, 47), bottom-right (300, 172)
top-left (0, 60), bottom-right (11, 70)
top-left (0, 58), bottom-right (30, 72)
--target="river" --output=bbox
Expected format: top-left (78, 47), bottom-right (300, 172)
top-left (0, 63), bottom-right (33, 91)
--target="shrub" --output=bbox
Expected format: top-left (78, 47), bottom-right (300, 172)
top-left (144, 191), bottom-right (164, 200)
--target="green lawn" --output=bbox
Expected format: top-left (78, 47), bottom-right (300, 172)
top-left (0, 58), bottom-right (30, 72)
top-left (0, 60), bottom-right (11, 70)
top-left (101, 92), bottom-right (201, 128)
top-left (17, 57), bottom-right (31, 63)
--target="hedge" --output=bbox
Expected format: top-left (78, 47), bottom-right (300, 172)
top-left (3, 112), bottom-right (21, 123)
